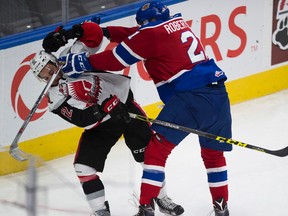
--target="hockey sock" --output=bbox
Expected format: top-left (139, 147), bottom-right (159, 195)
top-left (157, 180), bottom-right (167, 199)
top-left (82, 177), bottom-right (107, 211)
top-left (139, 162), bottom-right (167, 199)
top-left (74, 163), bottom-right (106, 211)
top-left (140, 133), bottom-right (176, 204)
top-left (201, 147), bottom-right (228, 202)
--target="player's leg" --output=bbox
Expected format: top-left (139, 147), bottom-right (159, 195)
top-left (134, 133), bottom-right (176, 216)
top-left (125, 101), bottom-right (184, 215)
top-left (201, 150), bottom-right (228, 202)
top-left (74, 163), bottom-right (110, 215)
top-left (132, 95), bottom-right (193, 216)
top-left (195, 85), bottom-right (231, 216)
top-left (74, 122), bottom-right (122, 215)
top-left (124, 100), bottom-right (152, 163)
top-left (201, 148), bottom-right (229, 216)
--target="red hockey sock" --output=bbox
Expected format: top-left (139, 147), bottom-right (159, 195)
top-left (201, 147), bottom-right (229, 202)
top-left (139, 134), bottom-right (176, 205)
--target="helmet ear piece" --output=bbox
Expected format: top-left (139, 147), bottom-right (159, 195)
top-left (136, 1), bottom-right (170, 25)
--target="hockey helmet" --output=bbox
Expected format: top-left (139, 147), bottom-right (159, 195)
top-left (136, 1), bottom-right (170, 25)
top-left (30, 50), bottom-right (58, 78)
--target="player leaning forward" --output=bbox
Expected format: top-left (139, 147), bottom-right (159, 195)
top-left (58, 1), bottom-right (233, 216)
top-left (29, 21), bottom-right (184, 216)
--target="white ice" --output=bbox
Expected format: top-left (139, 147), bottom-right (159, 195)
top-left (1, 89), bottom-right (288, 216)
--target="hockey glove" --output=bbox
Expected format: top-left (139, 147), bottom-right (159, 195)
top-left (42, 24), bottom-right (84, 52)
top-left (59, 52), bottom-right (93, 78)
top-left (91, 105), bottom-right (104, 121)
top-left (90, 16), bottom-right (101, 24)
top-left (100, 95), bottom-right (131, 123)
top-left (42, 26), bottom-right (66, 52)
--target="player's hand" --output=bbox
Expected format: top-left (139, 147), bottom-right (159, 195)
top-left (42, 26), bottom-right (67, 52)
top-left (100, 95), bottom-right (131, 123)
top-left (42, 25), bottom-right (84, 53)
top-left (58, 52), bottom-right (93, 78)
top-left (70, 24), bottom-right (84, 38)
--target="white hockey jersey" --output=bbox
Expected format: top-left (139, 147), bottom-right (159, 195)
top-left (47, 28), bottom-right (131, 129)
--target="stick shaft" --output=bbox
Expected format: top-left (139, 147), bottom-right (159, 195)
top-left (10, 66), bottom-right (62, 151)
top-left (129, 113), bottom-right (288, 157)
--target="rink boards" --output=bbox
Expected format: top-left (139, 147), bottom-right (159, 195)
top-left (0, 0), bottom-right (287, 175)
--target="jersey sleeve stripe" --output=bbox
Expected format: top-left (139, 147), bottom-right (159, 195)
top-left (112, 48), bottom-right (130, 67)
top-left (114, 42), bottom-right (144, 66)
top-left (121, 42), bottom-right (144, 61)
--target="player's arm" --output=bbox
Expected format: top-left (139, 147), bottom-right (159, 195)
top-left (102, 26), bottom-right (138, 43)
top-left (60, 30), bottom-right (154, 73)
top-left (89, 30), bottom-right (153, 71)
top-left (59, 46), bottom-right (128, 73)
top-left (42, 22), bottom-right (103, 52)
top-left (78, 22), bottom-right (103, 48)
top-left (52, 100), bottom-right (103, 128)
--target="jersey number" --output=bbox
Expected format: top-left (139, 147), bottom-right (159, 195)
top-left (61, 107), bottom-right (73, 119)
top-left (181, 31), bottom-right (206, 63)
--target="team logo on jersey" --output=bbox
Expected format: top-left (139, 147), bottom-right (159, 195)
top-left (11, 53), bottom-right (48, 121)
top-left (215, 70), bottom-right (224, 77)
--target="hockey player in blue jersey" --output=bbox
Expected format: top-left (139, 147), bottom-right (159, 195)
top-left (58, 1), bottom-right (232, 216)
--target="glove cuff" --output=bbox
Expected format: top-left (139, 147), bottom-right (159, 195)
top-left (65, 24), bottom-right (84, 40)
top-left (101, 27), bottom-right (110, 39)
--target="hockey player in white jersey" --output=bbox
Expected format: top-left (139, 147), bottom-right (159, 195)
top-left (29, 21), bottom-right (184, 216)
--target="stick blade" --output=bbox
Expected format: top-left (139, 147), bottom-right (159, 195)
top-left (9, 147), bottom-right (29, 161)
top-left (270, 146), bottom-right (288, 157)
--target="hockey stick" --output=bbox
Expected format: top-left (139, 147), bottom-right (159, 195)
top-left (9, 66), bottom-right (63, 161)
top-left (129, 113), bottom-right (288, 157)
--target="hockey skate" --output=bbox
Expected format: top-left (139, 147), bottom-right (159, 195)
top-left (133, 200), bottom-right (155, 216)
top-left (154, 195), bottom-right (184, 215)
top-left (91, 201), bottom-right (110, 216)
top-left (213, 198), bottom-right (229, 216)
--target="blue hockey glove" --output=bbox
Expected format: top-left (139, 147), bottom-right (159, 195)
top-left (58, 52), bottom-right (93, 78)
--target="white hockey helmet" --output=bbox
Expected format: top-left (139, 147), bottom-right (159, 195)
top-left (30, 50), bottom-right (58, 77)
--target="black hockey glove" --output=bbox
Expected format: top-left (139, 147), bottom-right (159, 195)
top-left (100, 95), bottom-right (131, 123)
top-left (42, 24), bottom-right (84, 52)
top-left (91, 105), bottom-right (104, 121)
